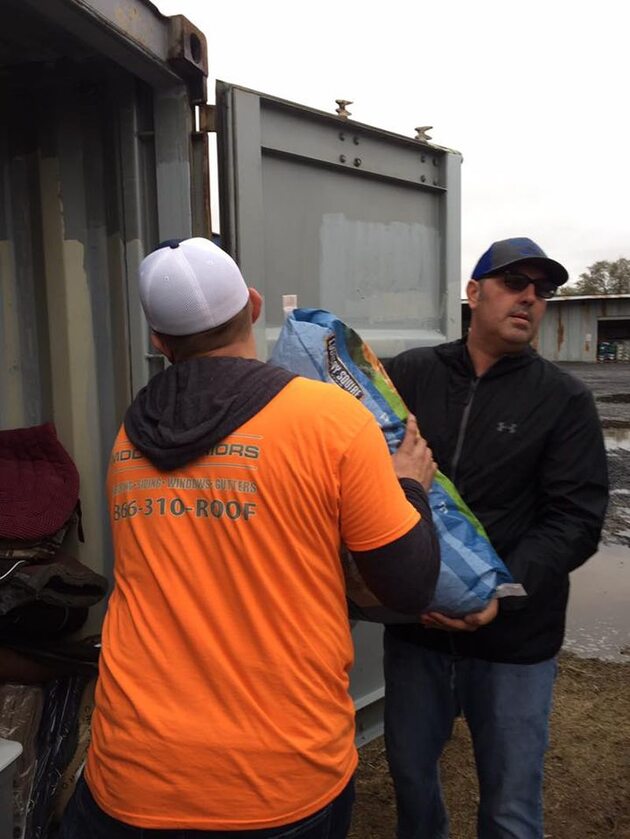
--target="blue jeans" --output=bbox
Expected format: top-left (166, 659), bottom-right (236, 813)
top-left (58, 774), bottom-right (355, 839)
top-left (383, 632), bottom-right (557, 839)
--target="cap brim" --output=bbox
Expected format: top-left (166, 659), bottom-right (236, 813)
top-left (481, 256), bottom-right (569, 286)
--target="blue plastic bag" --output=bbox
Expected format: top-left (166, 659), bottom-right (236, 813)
top-left (271, 308), bottom-right (524, 620)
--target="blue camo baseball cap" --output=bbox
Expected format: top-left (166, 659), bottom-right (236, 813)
top-left (472, 237), bottom-right (569, 286)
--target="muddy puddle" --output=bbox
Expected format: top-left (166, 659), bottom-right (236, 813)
top-left (564, 541), bottom-right (630, 661)
top-left (562, 427), bottom-right (630, 661)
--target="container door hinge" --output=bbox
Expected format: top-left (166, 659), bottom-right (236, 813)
top-left (195, 104), bottom-right (216, 134)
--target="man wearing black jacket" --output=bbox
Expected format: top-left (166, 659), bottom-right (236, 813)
top-left (384, 237), bottom-right (609, 839)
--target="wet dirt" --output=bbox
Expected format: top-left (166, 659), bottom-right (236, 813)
top-left (350, 362), bottom-right (630, 839)
top-left (350, 654), bottom-right (630, 839)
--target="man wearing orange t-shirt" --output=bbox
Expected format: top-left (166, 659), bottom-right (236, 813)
top-left (60, 238), bottom-right (440, 839)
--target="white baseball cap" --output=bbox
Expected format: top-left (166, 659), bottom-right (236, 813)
top-left (138, 238), bottom-right (250, 336)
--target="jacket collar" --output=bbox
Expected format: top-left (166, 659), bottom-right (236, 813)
top-left (435, 338), bottom-right (538, 379)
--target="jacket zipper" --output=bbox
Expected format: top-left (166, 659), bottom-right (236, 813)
top-left (447, 376), bottom-right (479, 654)
top-left (450, 377), bottom-right (479, 484)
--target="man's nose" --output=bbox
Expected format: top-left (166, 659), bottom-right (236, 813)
top-left (519, 282), bottom-right (537, 303)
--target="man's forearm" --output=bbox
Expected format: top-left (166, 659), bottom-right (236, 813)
top-left (351, 478), bottom-right (440, 614)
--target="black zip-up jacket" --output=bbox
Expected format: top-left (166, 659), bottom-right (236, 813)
top-left (385, 340), bottom-right (609, 663)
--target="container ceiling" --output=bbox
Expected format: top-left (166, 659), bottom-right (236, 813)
top-left (0, 0), bottom-right (93, 67)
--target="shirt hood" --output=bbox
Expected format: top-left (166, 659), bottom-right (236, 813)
top-left (124, 356), bottom-right (295, 471)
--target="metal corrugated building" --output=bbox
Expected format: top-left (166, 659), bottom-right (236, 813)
top-left (535, 294), bottom-right (630, 362)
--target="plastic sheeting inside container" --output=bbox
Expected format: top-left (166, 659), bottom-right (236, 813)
top-left (0, 683), bottom-right (44, 839)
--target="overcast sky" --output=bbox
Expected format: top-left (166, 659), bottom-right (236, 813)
top-left (156, 0), bottom-right (628, 288)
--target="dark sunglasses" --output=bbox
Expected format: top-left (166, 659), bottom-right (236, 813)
top-left (497, 271), bottom-right (558, 300)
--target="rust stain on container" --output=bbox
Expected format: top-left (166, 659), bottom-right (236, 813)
top-left (556, 310), bottom-right (565, 353)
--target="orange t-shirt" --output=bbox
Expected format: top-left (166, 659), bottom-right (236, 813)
top-left (86, 377), bottom-right (419, 830)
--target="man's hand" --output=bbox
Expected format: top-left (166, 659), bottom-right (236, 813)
top-left (420, 598), bottom-right (499, 632)
top-left (392, 415), bottom-right (437, 492)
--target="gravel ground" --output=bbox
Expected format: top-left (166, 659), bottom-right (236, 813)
top-left (556, 362), bottom-right (630, 427)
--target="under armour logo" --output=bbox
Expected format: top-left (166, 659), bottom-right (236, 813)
top-left (497, 422), bottom-right (518, 433)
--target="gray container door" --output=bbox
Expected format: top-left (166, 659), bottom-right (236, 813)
top-left (216, 81), bottom-right (462, 743)
top-left (216, 81), bottom-right (462, 363)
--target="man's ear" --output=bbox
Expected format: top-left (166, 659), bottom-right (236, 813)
top-left (467, 279), bottom-right (481, 310)
top-left (151, 331), bottom-right (174, 363)
top-left (249, 288), bottom-right (263, 324)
